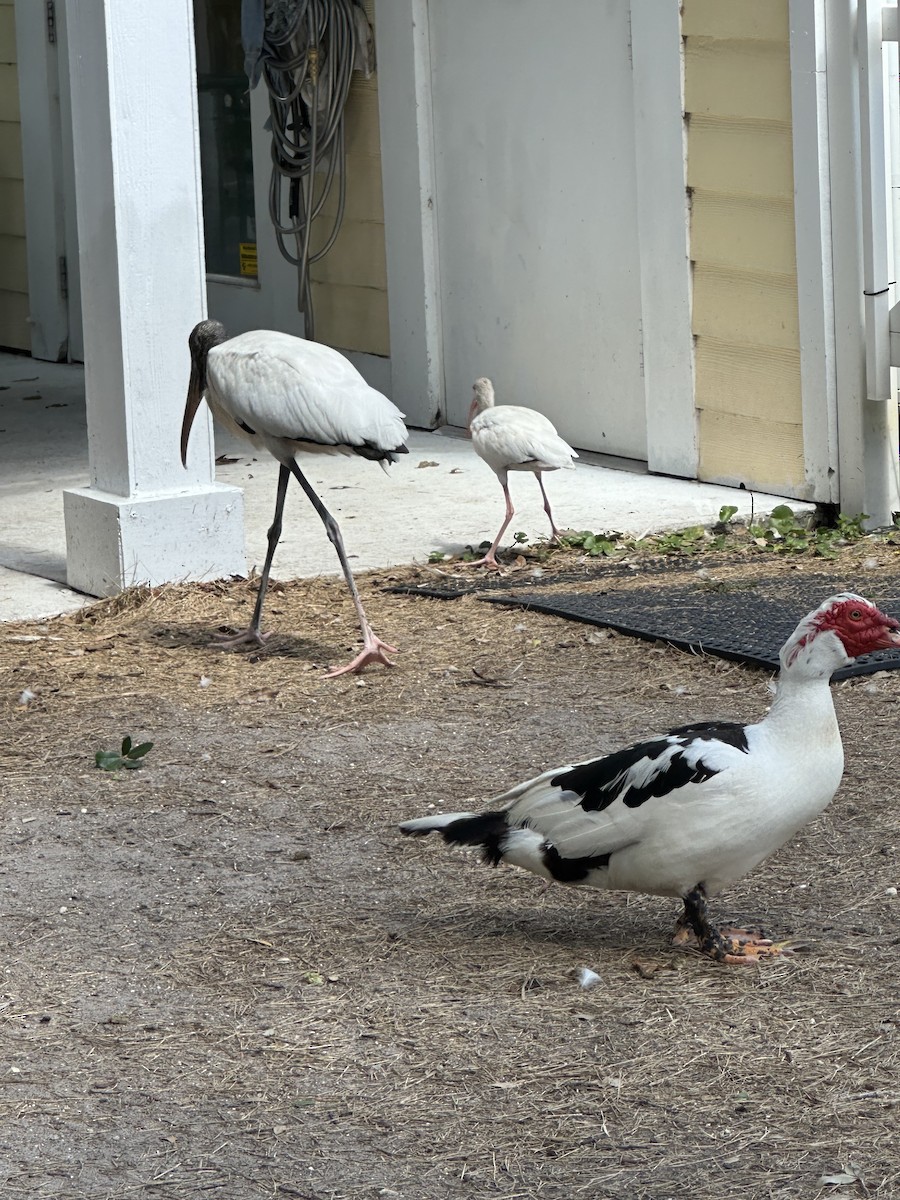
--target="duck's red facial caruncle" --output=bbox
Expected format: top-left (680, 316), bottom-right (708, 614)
top-left (814, 596), bottom-right (900, 659)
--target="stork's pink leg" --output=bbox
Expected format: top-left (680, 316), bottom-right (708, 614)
top-left (468, 480), bottom-right (515, 570)
top-left (288, 461), bottom-right (398, 677)
top-left (536, 472), bottom-right (563, 542)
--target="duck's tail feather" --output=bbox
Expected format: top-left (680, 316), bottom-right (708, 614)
top-left (400, 810), bottom-right (552, 876)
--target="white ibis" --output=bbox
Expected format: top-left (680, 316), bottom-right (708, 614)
top-left (181, 320), bottom-right (409, 677)
top-left (467, 377), bottom-right (577, 569)
top-left (401, 594), bottom-right (900, 962)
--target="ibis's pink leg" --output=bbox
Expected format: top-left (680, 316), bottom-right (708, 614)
top-left (468, 478), bottom-right (515, 570)
top-left (536, 472), bottom-right (563, 542)
top-left (288, 461), bottom-right (397, 677)
top-left (214, 463), bottom-right (290, 649)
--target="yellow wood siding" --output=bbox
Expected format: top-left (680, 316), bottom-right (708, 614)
top-left (685, 38), bottom-right (791, 123)
top-left (682, 0), bottom-right (789, 42)
top-left (698, 410), bottom-right (805, 488)
top-left (0, 5), bottom-right (14, 47)
top-left (308, 0), bottom-right (388, 357)
top-left (684, 0), bottom-right (804, 494)
top-left (693, 266), bottom-right (799, 351)
top-left (688, 116), bottom-right (794, 200)
top-left (691, 192), bottom-right (796, 274)
top-left (0, 0), bottom-right (28, 351)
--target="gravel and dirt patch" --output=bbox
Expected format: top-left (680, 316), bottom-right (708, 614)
top-left (1, 545), bottom-right (899, 1198)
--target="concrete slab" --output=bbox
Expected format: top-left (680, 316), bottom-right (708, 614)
top-left (0, 352), bottom-right (814, 623)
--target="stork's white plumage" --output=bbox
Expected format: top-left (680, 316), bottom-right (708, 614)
top-left (401, 594), bottom-right (900, 962)
top-left (467, 378), bottom-right (577, 569)
top-left (181, 320), bottom-right (408, 677)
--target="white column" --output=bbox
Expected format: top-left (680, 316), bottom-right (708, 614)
top-left (62, 0), bottom-right (245, 596)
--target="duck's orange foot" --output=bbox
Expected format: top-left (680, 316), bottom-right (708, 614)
top-left (673, 923), bottom-right (795, 964)
top-left (709, 928), bottom-right (797, 965)
top-left (676, 886), bottom-right (802, 965)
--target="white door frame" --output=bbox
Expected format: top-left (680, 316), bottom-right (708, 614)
top-left (374, 0), bottom-right (696, 475)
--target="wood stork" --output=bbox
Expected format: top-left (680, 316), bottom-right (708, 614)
top-left (181, 319), bottom-right (409, 677)
top-left (467, 377), bottom-right (577, 569)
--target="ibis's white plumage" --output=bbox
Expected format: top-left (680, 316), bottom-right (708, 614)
top-left (466, 377), bottom-right (577, 568)
top-left (181, 320), bottom-right (408, 677)
top-left (401, 593), bottom-right (900, 961)
top-left (470, 403), bottom-right (578, 477)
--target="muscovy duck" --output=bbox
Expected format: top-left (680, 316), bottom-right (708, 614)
top-left (400, 593), bottom-right (900, 962)
top-left (467, 377), bottom-right (577, 569)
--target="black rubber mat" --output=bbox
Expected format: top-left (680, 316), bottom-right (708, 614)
top-left (394, 572), bottom-right (900, 679)
top-left (482, 582), bottom-right (900, 680)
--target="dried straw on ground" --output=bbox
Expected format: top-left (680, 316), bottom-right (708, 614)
top-left (1, 545), bottom-right (898, 1198)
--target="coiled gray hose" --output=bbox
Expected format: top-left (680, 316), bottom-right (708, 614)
top-left (242, 0), bottom-right (372, 340)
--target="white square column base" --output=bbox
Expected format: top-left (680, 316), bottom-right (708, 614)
top-left (63, 483), bottom-right (246, 598)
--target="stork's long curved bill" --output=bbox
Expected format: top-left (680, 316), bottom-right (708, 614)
top-left (181, 362), bottom-right (204, 468)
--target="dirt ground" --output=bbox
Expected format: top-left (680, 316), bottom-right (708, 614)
top-left (1, 544), bottom-right (899, 1199)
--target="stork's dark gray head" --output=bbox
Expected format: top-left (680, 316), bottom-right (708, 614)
top-left (182, 319), bottom-right (228, 468)
top-left (188, 318), bottom-right (228, 365)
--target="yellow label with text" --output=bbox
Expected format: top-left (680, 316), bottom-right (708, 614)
top-left (239, 243), bottom-right (258, 277)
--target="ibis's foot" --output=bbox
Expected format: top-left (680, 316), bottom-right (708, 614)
top-left (465, 554), bottom-right (504, 572)
top-left (323, 633), bottom-right (398, 679)
top-left (212, 626), bottom-right (272, 651)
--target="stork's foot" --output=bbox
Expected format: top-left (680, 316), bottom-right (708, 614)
top-left (675, 886), bottom-right (796, 965)
top-left (211, 626), bottom-right (271, 651)
top-left (323, 631), bottom-right (398, 679)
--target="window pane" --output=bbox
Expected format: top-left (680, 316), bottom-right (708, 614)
top-left (194, 0), bottom-right (257, 278)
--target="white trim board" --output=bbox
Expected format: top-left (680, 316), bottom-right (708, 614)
top-left (373, 0), bottom-right (443, 427)
top-left (631, 0), bottom-right (697, 479)
top-left (789, 0), bottom-right (840, 503)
